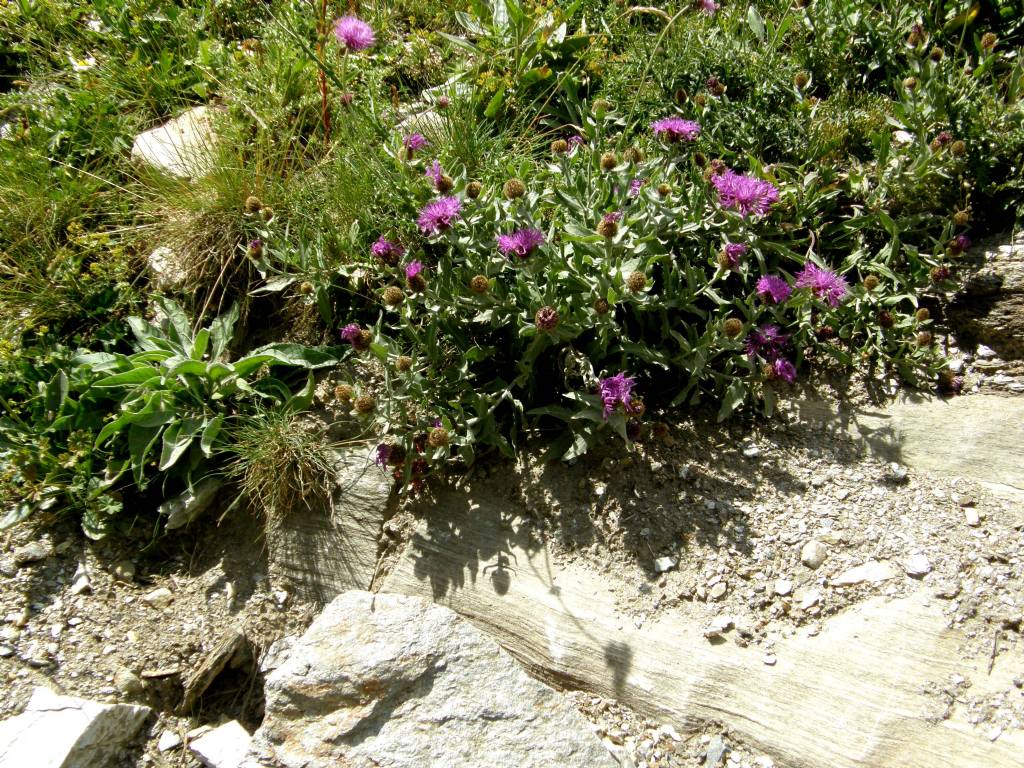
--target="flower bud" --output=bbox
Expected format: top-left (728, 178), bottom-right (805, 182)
top-left (354, 394), bottom-right (376, 414)
top-left (981, 32), bottom-right (997, 51)
top-left (469, 275), bottom-right (489, 294)
top-left (903, 76), bottom-right (918, 91)
top-left (428, 427), bottom-right (450, 448)
top-left (862, 275), bottom-right (879, 291)
top-left (794, 71), bottom-right (810, 89)
top-left (626, 271), bottom-right (647, 292)
top-left (334, 383), bottom-right (354, 402)
top-left (915, 308), bottom-right (930, 322)
top-left (244, 195), bottom-right (263, 213)
top-left (916, 330), bottom-right (933, 346)
top-left (551, 138), bottom-right (569, 154)
top-left (723, 318), bottom-right (743, 338)
top-left (623, 147), bottom-right (643, 164)
top-left (298, 281), bottom-right (314, 295)
top-left (396, 355), bottom-right (413, 372)
top-left (383, 286), bottom-right (404, 306)
top-left (467, 181), bottom-right (482, 199)
top-left (594, 298), bottom-right (610, 315)
top-left (878, 310), bottom-right (895, 328)
top-left (600, 151), bottom-right (618, 171)
top-left (929, 46), bottom-right (944, 62)
top-left (535, 305), bottom-right (559, 331)
top-left (657, 183), bottom-right (672, 197)
top-left (503, 178), bottom-right (526, 199)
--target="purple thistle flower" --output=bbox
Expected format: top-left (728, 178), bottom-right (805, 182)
top-left (333, 16), bottom-right (375, 52)
top-left (745, 324), bottom-right (789, 361)
top-left (699, 0), bottom-right (719, 14)
top-left (773, 358), bottom-right (797, 384)
top-left (651, 117), bottom-right (702, 142)
top-left (567, 135), bottom-right (586, 152)
top-left (602, 210), bottom-right (623, 225)
top-left (340, 323), bottom-right (361, 344)
top-left (795, 263), bottom-right (849, 307)
top-left (374, 443), bottom-right (392, 467)
top-left (711, 170), bottom-right (779, 218)
top-left (402, 133), bottom-right (430, 151)
top-left (405, 261), bottom-right (424, 279)
top-left (425, 160), bottom-right (444, 187)
top-left (371, 236), bottom-right (405, 261)
top-left (723, 242), bottom-right (748, 267)
top-left (756, 275), bottom-right (792, 304)
top-left (598, 372), bottom-right (636, 420)
top-left (497, 227), bottom-right (545, 258)
top-left (628, 178), bottom-right (646, 198)
top-left (417, 196), bottom-right (462, 235)
top-left (954, 234), bottom-right (971, 251)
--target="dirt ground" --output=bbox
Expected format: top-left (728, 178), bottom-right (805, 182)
top-left (1, 376), bottom-right (1022, 767)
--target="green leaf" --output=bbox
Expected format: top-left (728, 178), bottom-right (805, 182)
top-left (209, 303), bottom-right (239, 362)
top-left (747, 5), bottom-right (765, 42)
top-left (128, 423), bottom-right (163, 486)
top-left (717, 379), bottom-right (747, 422)
top-left (158, 417), bottom-right (202, 471)
top-left (200, 415), bottom-right (223, 457)
top-left (91, 367), bottom-right (160, 388)
top-left (191, 328), bottom-right (210, 360)
top-left (484, 87), bottom-right (505, 118)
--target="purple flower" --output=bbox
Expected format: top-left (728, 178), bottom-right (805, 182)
top-left (723, 242), bottom-right (748, 267)
top-left (628, 178), bottom-right (646, 198)
top-left (602, 211), bottom-right (623, 224)
top-left (598, 372), bottom-right (637, 419)
top-left (425, 160), bottom-right (444, 187)
top-left (699, 0), bottom-right (718, 14)
top-left (745, 324), bottom-right (789, 361)
top-left (711, 170), bottom-right (779, 218)
top-left (405, 261), bottom-right (424, 279)
top-left (954, 234), bottom-right (971, 251)
top-left (402, 133), bottom-right (430, 151)
top-left (374, 443), bottom-right (392, 467)
top-left (773, 358), bottom-right (797, 384)
top-left (651, 117), bottom-right (702, 142)
top-left (371, 236), bottom-right (405, 261)
top-left (935, 130), bottom-right (953, 146)
top-left (340, 323), bottom-right (361, 343)
top-left (497, 227), bottom-right (545, 258)
top-left (417, 196), bottom-right (462, 235)
top-left (567, 135), bottom-right (586, 152)
top-left (795, 263), bottom-right (849, 307)
top-left (333, 16), bottom-right (375, 52)
top-left (756, 275), bottom-right (792, 304)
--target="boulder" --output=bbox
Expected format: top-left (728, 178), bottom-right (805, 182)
top-left (191, 721), bottom-right (251, 768)
top-left (131, 105), bottom-right (221, 178)
top-left (0, 686), bottom-right (150, 768)
top-left (241, 591), bottom-right (616, 768)
top-left (947, 233), bottom-right (1024, 360)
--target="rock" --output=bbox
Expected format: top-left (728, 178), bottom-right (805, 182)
top-left (773, 579), bottom-right (793, 597)
top-left (179, 627), bottom-right (247, 714)
top-left (12, 540), bottom-right (53, 566)
top-left (190, 720), bottom-right (250, 768)
top-left (70, 562), bottom-right (91, 595)
top-left (753, 758), bottom-right (775, 768)
top-left (883, 463), bottom-right (908, 484)
top-left (0, 686), bottom-right (149, 768)
top-left (704, 735), bottom-right (729, 767)
top-left (241, 591), bottom-right (617, 768)
top-left (112, 560), bottom-right (136, 582)
top-left (933, 580), bottom-right (961, 599)
top-left (965, 508), bottom-right (981, 527)
top-left (902, 554), bottom-right (932, 578)
top-left (704, 615), bottom-right (734, 640)
top-left (947, 234), bottom-right (1024, 360)
top-left (147, 246), bottom-right (188, 293)
top-left (113, 666), bottom-right (144, 697)
top-left (0, 557), bottom-right (15, 578)
top-left (157, 730), bottom-right (182, 752)
top-left (654, 556), bottom-right (678, 573)
top-left (799, 590), bottom-right (821, 610)
top-left (268, 446), bottom-right (391, 604)
top-left (763, 653), bottom-right (778, 666)
top-left (131, 105), bottom-right (221, 178)
top-left (832, 560), bottom-right (898, 587)
top-left (801, 540), bottom-right (828, 569)
top-left (742, 444), bottom-right (760, 458)
top-left (710, 582), bottom-right (728, 600)
top-left (143, 587), bottom-right (174, 609)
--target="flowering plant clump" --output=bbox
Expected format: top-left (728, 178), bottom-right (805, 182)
top-left (323, 94), bottom-right (952, 490)
top-left (333, 16), bottom-right (375, 52)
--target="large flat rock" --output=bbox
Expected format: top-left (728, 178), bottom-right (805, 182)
top-left (241, 591), bottom-right (616, 768)
top-left (797, 393), bottom-right (1024, 497)
top-left (131, 105), bottom-right (220, 178)
top-left (379, 486), bottom-right (1024, 768)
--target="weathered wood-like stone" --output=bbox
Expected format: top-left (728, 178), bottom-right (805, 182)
top-left (131, 105), bottom-right (220, 178)
top-left (379, 486), bottom-right (1024, 768)
top-left (797, 393), bottom-right (1024, 498)
top-left (268, 447), bottom-right (391, 604)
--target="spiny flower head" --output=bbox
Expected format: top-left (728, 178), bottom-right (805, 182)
top-left (535, 306), bottom-right (559, 331)
top-left (469, 275), bottom-right (489, 294)
top-left (466, 181), bottom-right (482, 199)
top-left (598, 372), bottom-right (637, 419)
top-left (795, 263), bottom-right (849, 307)
top-left (371, 236), bottom-right (405, 264)
top-left (949, 234), bottom-right (971, 254)
top-left (333, 16), bottom-right (375, 52)
top-left (428, 427), bottom-right (450, 448)
top-left (711, 170), bottom-right (779, 218)
top-left (503, 178), bottom-right (526, 199)
top-left (383, 286), bottom-right (404, 306)
top-left (699, 0), bottom-right (718, 15)
top-left (626, 271), bottom-right (647, 292)
top-left (651, 117), bottom-right (702, 142)
top-left (396, 355), bottom-right (413, 372)
top-left (745, 324), bottom-right (789, 361)
top-left (405, 261), bottom-right (424, 280)
top-left (374, 443), bottom-right (392, 467)
top-left (756, 275), bottom-right (792, 304)
top-left (723, 318), bottom-right (743, 338)
top-left (628, 178), bottom-right (646, 198)
top-left (417, 196), bottom-right (462, 235)
top-left (722, 242), bottom-right (748, 268)
top-left (402, 133), bottom-right (429, 152)
top-left (340, 323), bottom-right (361, 344)
top-left (497, 228), bottom-right (545, 258)
top-left (354, 394), bottom-right (375, 414)
top-left (425, 160), bottom-right (443, 186)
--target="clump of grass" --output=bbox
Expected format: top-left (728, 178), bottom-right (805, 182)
top-left (224, 408), bottom-right (338, 535)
